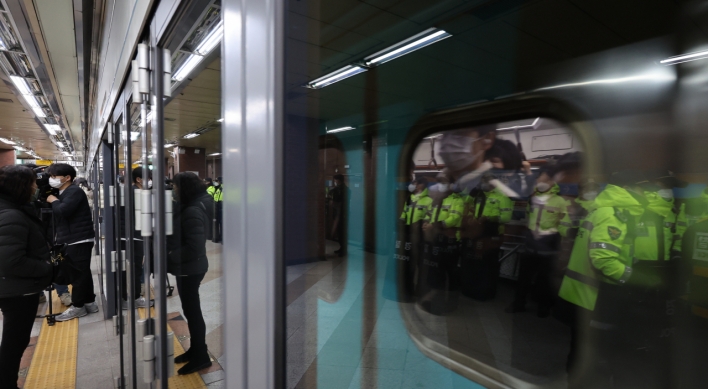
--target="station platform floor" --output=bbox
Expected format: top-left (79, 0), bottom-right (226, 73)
top-left (0, 241), bottom-right (224, 389)
top-left (286, 241), bottom-right (571, 389)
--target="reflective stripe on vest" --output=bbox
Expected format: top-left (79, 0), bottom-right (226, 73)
top-left (588, 242), bottom-right (621, 253)
top-left (565, 269), bottom-right (600, 288)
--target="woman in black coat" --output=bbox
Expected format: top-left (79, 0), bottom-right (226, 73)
top-left (168, 172), bottom-right (213, 375)
top-left (0, 166), bottom-right (52, 389)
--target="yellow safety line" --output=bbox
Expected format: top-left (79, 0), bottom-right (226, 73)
top-left (23, 291), bottom-right (77, 389)
top-left (138, 306), bottom-right (208, 389)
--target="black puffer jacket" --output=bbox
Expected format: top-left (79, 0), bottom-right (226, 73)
top-left (52, 184), bottom-right (95, 244)
top-left (167, 199), bottom-right (210, 276)
top-left (0, 196), bottom-right (53, 297)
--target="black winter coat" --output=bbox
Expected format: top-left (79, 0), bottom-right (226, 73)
top-left (51, 184), bottom-right (95, 244)
top-left (0, 196), bottom-right (53, 297)
top-left (167, 198), bottom-right (210, 276)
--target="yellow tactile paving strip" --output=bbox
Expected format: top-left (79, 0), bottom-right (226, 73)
top-left (23, 291), bottom-right (77, 389)
top-left (138, 306), bottom-right (207, 389)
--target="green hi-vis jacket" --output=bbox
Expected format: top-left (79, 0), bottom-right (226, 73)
top-left (681, 217), bottom-right (708, 321)
top-left (558, 185), bottom-right (644, 311)
top-left (473, 188), bottom-right (514, 233)
top-left (527, 184), bottom-right (567, 237)
top-left (400, 188), bottom-right (433, 225)
top-left (559, 198), bottom-right (597, 238)
top-left (207, 186), bottom-right (216, 197)
top-left (212, 186), bottom-right (223, 202)
top-left (634, 192), bottom-right (687, 262)
top-left (429, 192), bottom-right (465, 228)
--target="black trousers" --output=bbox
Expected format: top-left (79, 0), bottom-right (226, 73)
top-left (120, 240), bottom-right (143, 301)
top-left (0, 293), bottom-right (40, 389)
top-left (66, 242), bottom-right (95, 307)
top-left (176, 273), bottom-right (208, 358)
top-left (512, 250), bottom-right (555, 311)
top-left (214, 202), bottom-right (223, 243)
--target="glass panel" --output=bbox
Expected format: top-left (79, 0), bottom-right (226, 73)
top-left (284, 1), bottom-right (697, 388)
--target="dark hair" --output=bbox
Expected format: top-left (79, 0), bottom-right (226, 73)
top-left (172, 172), bottom-right (206, 204)
top-left (216, 176), bottom-right (223, 183)
top-left (485, 139), bottom-right (522, 171)
top-left (0, 165), bottom-right (36, 204)
top-left (47, 163), bottom-right (76, 180)
top-left (75, 177), bottom-right (91, 190)
top-left (205, 177), bottom-right (213, 184)
top-left (132, 167), bottom-right (152, 183)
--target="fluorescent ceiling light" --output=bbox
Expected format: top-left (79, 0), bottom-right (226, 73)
top-left (195, 21), bottom-right (223, 55)
top-left (0, 137), bottom-right (15, 145)
top-left (661, 50), bottom-right (708, 65)
top-left (13, 145), bottom-right (26, 151)
top-left (62, 151), bottom-right (71, 156)
top-left (164, 143), bottom-right (177, 148)
top-left (364, 28), bottom-right (451, 67)
top-left (306, 65), bottom-right (367, 89)
top-left (217, 118), bottom-right (224, 123)
top-left (44, 124), bottom-right (60, 135)
top-left (0, 37), bottom-right (6, 51)
top-left (172, 54), bottom-right (202, 81)
top-left (327, 126), bottom-right (355, 134)
top-left (10, 76), bottom-right (32, 95)
top-left (25, 95), bottom-right (46, 118)
top-left (208, 152), bottom-right (221, 156)
top-left (183, 133), bottom-right (200, 139)
top-left (10, 76), bottom-right (47, 118)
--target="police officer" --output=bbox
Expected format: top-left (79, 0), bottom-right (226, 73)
top-left (212, 176), bottom-right (223, 243)
top-left (396, 177), bottom-right (433, 300)
top-left (508, 167), bottom-right (567, 317)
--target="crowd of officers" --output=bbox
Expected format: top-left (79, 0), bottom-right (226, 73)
top-left (395, 166), bottom-right (708, 388)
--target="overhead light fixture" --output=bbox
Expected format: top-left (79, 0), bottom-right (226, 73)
top-left (306, 65), bottom-right (367, 89)
top-left (13, 145), bottom-right (26, 151)
top-left (9, 76), bottom-right (46, 118)
top-left (660, 50), bottom-right (708, 65)
top-left (363, 28), bottom-right (451, 67)
top-left (208, 152), bottom-right (221, 156)
top-left (326, 126), bottom-right (355, 134)
top-left (172, 54), bottom-right (202, 82)
top-left (217, 118), bottom-right (224, 123)
top-left (62, 151), bottom-right (71, 157)
top-left (0, 137), bottom-right (15, 145)
top-left (56, 141), bottom-right (64, 148)
top-left (0, 37), bottom-right (6, 51)
top-left (183, 133), bottom-right (200, 139)
top-left (44, 124), bottom-right (60, 135)
top-left (164, 143), bottom-right (177, 148)
top-left (195, 21), bottom-right (223, 55)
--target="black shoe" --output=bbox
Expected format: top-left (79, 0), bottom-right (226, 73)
top-left (178, 359), bottom-right (212, 375)
top-left (174, 349), bottom-right (191, 364)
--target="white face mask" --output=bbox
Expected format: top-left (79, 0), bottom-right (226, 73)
top-left (49, 177), bottom-right (64, 189)
top-left (536, 182), bottom-right (551, 193)
top-left (148, 179), bottom-right (153, 189)
top-left (215, 182), bottom-right (220, 187)
top-left (438, 132), bottom-right (483, 172)
top-left (657, 189), bottom-right (674, 201)
top-left (582, 191), bottom-right (598, 201)
top-left (408, 183), bottom-right (417, 193)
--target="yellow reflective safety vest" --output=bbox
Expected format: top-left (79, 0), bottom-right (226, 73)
top-left (430, 192), bottom-right (465, 228)
top-left (475, 188), bottom-right (513, 233)
top-left (527, 184), bottom-right (567, 238)
top-left (558, 185), bottom-right (644, 311)
top-left (207, 186), bottom-right (216, 197)
top-left (213, 186), bottom-right (223, 202)
top-left (635, 191), bottom-right (686, 262)
top-left (682, 217), bottom-right (708, 320)
top-left (400, 188), bottom-right (433, 225)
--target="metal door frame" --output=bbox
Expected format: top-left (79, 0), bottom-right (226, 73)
top-left (222, 0), bottom-right (284, 387)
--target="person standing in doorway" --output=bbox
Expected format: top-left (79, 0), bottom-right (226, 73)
top-left (46, 163), bottom-right (98, 321)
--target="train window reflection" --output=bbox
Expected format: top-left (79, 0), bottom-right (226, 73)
top-left (400, 117), bottom-right (586, 386)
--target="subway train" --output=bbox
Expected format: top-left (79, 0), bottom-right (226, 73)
top-left (1, 0), bottom-right (708, 388)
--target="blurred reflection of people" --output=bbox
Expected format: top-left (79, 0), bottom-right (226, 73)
top-left (397, 177), bottom-right (433, 299)
top-left (438, 126), bottom-right (496, 193)
top-left (420, 173), bottom-right (464, 314)
top-left (330, 174), bottom-right (349, 257)
top-left (508, 167), bottom-right (566, 317)
top-left (558, 172), bottom-right (667, 388)
top-left (460, 174), bottom-right (513, 300)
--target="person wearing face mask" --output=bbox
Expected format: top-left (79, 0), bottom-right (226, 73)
top-left (419, 174), bottom-right (464, 314)
top-left (507, 168), bottom-right (567, 317)
top-left (212, 177), bottom-right (223, 243)
top-left (438, 125), bottom-right (496, 194)
top-left (45, 163), bottom-right (98, 321)
top-left (458, 174), bottom-right (513, 301)
top-left (559, 179), bottom-right (600, 239)
top-left (118, 167), bottom-right (154, 309)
